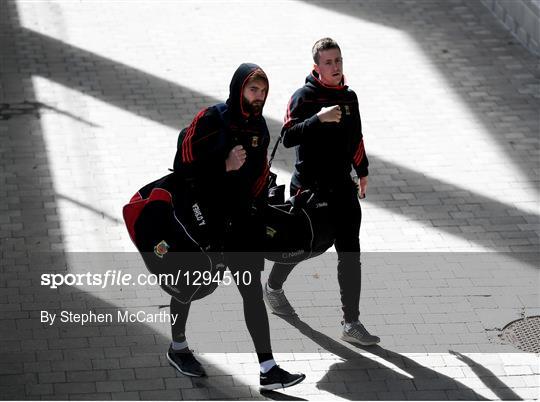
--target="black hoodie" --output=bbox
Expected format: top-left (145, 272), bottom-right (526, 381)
top-left (281, 70), bottom-right (369, 192)
top-left (173, 63), bottom-right (270, 224)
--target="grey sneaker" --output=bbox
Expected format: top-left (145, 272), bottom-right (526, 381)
top-left (263, 283), bottom-right (296, 316)
top-left (340, 321), bottom-right (380, 346)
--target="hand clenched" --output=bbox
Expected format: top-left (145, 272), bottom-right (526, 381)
top-left (225, 145), bottom-right (246, 172)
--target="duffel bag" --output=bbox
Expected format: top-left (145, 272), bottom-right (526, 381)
top-left (264, 187), bottom-right (335, 264)
top-left (122, 173), bottom-right (224, 304)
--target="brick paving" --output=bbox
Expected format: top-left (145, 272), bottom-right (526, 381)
top-left (1, 0), bottom-right (539, 400)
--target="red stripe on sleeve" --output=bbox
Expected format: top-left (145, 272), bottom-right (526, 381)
top-left (252, 159), bottom-right (270, 197)
top-left (182, 108), bottom-right (208, 163)
top-left (353, 139), bottom-right (365, 166)
top-left (182, 124), bottom-right (193, 163)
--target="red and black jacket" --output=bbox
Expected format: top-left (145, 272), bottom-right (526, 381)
top-left (173, 63), bottom-right (270, 234)
top-left (282, 71), bottom-right (369, 192)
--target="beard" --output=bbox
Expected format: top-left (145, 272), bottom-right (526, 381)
top-left (242, 96), bottom-right (264, 116)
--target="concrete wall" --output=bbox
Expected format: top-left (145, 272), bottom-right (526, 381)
top-left (481, 0), bottom-right (540, 55)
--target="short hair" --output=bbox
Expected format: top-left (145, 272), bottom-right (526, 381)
top-left (248, 69), bottom-right (269, 88)
top-left (312, 38), bottom-right (341, 64)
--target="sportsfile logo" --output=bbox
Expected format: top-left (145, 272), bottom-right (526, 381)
top-left (192, 203), bottom-right (206, 226)
top-left (40, 270), bottom-right (181, 289)
top-left (41, 268), bottom-right (252, 289)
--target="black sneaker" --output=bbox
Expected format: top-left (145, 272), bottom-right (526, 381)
top-left (166, 346), bottom-right (206, 377)
top-left (260, 365), bottom-right (306, 391)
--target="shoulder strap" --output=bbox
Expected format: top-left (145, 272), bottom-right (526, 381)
top-left (268, 136), bottom-right (282, 168)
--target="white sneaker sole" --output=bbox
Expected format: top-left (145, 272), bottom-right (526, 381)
top-left (260, 374), bottom-right (306, 391)
top-left (340, 333), bottom-right (380, 346)
top-left (166, 352), bottom-right (205, 377)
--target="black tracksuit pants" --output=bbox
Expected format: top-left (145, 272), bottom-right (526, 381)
top-left (268, 182), bottom-right (362, 323)
top-left (171, 213), bottom-right (273, 364)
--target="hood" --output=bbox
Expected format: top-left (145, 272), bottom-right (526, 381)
top-left (306, 70), bottom-right (347, 91)
top-left (226, 63), bottom-right (268, 120)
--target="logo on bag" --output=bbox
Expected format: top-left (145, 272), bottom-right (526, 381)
top-left (251, 136), bottom-right (259, 148)
top-left (282, 249), bottom-right (304, 259)
top-left (266, 226), bottom-right (277, 238)
top-left (192, 203), bottom-right (206, 226)
top-left (154, 240), bottom-right (170, 258)
top-left (343, 105), bottom-right (350, 115)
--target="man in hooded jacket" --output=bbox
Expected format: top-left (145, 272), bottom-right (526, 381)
top-left (168, 63), bottom-right (305, 391)
top-left (263, 39), bottom-right (380, 346)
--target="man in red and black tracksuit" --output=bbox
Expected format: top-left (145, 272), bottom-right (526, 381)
top-left (168, 63), bottom-right (305, 390)
top-left (263, 39), bottom-right (380, 346)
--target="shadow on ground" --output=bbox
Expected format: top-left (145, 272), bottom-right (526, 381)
top-left (302, 0), bottom-right (540, 186)
top-left (0, 0), bottom-right (536, 400)
top-left (3, 0), bottom-right (538, 261)
top-left (279, 315), bottom-right (523, 400)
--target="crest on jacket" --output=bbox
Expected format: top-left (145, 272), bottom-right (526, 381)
top-left (154, 240), bottom-right (170, 258)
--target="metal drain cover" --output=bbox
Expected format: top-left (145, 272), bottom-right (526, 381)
top-left (500, 316), bottom-right (540, 353)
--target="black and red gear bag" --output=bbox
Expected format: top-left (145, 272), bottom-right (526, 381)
top-left (122, 173), bottom-right (224, 304)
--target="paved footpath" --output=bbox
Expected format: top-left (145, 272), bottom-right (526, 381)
top-left (1, 0), bottom-right (539, 400)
